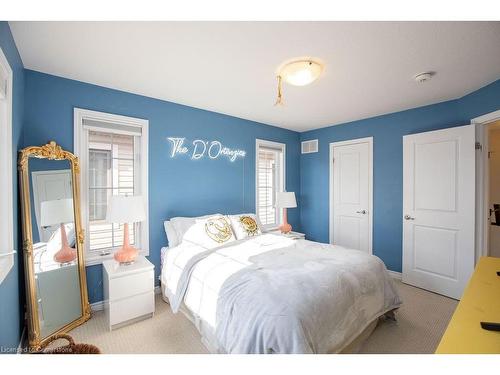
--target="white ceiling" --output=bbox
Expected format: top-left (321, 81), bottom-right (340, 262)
top-left (9, 21), bottom-right (500, 132)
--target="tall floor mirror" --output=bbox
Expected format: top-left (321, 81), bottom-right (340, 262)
top-left (19, 141), bottom-right (90, 351)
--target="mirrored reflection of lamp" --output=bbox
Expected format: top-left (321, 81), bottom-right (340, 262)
top-left (275, 192), bottom-right (297, 234)
top-left (106, 195), bottom-right (146, 265)
top-left (40, 198), bottom-right (76, 264)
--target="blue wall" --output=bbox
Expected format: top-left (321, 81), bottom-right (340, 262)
top-left (2, 19), bottom-right (500, 346)
top-left (23, 70), bottom-right (301, 304)
top-left (0, 22), bottom-right (25, 352)
top-left (300, 79), bottom-right (500, 272)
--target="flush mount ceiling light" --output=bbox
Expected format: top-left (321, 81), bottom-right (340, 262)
top-left (275, 59), bottom-right (324, 105)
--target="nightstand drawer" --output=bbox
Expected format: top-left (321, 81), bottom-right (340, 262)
top-left (103, 256), bottom-right (155, 330)
top-left (108, 269), bottom-right (154, 301)
top-left (108, 291), bottom-right (154, 327)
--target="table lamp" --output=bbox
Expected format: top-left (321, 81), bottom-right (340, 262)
top-left (275, 191), bottom-right (297, 234)
top-left (40, 198), bottom-right (76, 264)
top-left (106, 195), bottom-right (146, 264)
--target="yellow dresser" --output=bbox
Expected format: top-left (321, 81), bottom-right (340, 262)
top-left (436, 257), bottom-right (500, 354)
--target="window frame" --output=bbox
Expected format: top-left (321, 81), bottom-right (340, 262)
top-left (255, 139), bottom-right (286, 230)
top-left (74, 108), bottom-right (149, 266)
top-left (0, 46), bottom-right (14, 284)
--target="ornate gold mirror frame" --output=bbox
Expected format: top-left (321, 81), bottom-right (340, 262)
top-left (19, 141), bottom-right (91, 351)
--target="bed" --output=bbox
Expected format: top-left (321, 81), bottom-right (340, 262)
top-left (160, 217), bottom-right (401, 354)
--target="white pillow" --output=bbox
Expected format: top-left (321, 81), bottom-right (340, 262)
top-left (183, 214), bottom-right (236, 249)
top-left (163, 220), bottom-right (179, 247)
top-left (228, 213), bottom-right (263, 240)
top-left (170, 214), bottom-right (220, 246)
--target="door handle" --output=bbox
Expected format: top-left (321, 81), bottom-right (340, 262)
top-left (356, 210), bottom-right (367, 214)
top-left (404, 214), bottom-right (415, 220)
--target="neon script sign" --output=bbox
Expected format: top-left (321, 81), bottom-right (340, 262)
top-left (167, 137), bottom-right (246, 162)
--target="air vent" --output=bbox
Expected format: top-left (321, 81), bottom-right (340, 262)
top-left (301, 139), bottom-right (318, 154)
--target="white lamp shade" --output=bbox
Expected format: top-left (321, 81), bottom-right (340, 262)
top-left (275, 192), bottom-right (297, 208)
top-left (106, 195), bottom-right (146, 223)
top-left (40, 198), bottom-right (74, 226)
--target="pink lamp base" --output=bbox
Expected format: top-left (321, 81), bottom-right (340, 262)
top-left (113, 223), bottom-right (139, 265)
top-left (279, 208), bottom-right (292, 234)
top-left (53, 223), bottom-right (77, 264)
top-left (114, 244), bottom-right (139, 264)
top-left (279, 223), bottom-right (292, 234)
top-left (54, 245), bottom-right (77, 263)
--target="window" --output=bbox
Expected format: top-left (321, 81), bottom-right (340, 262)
top-left (74, 109), bottom-right (148, 265)
top-left (0, 46), bottom-right (14, 284)
top-left (256, 139), bottom-right (285, 229)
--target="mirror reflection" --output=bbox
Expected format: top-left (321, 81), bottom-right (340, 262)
top-left (28, 157), bottom-right (82, 339)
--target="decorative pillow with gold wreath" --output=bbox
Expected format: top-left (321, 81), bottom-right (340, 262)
top-left (182, 214), bottom-right (236, 249)
top-left (228, 213), bottom-right (263, 240)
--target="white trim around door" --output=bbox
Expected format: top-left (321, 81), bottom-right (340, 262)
top-left (473, 109), bottom-right (500, 262)
top-left (329, 137), bottom-right (373, 254)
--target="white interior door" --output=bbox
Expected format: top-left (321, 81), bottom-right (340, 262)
top-left (32, 170), bottom-right (72, 242)
top-left (330, 137), bottom-right (373, 253)
top-left (403, 125), bottom-right (475, 299)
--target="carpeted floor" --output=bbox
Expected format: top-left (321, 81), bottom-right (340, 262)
top-left (358, 280), bottom-right (458, 353)
top-left (66, 280), bottom-right (457, 354)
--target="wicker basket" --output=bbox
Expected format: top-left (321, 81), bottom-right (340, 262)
top-left (36, 334), bottom-right (101, 354)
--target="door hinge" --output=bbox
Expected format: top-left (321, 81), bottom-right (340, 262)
top-left (475, 142), bottom-right (483, 151)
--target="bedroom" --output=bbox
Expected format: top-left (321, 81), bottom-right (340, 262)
top-left (1, 1), bottom-right (499, 372)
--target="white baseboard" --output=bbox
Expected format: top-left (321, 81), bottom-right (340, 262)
top-left (91, 285), bottom-right (162, 313)
top-left (387, 270), bottom-right (402, 280)
top-left (90, 300), bottom-right (105, 312)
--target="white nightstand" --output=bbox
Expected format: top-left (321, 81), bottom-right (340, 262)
top-left (269, 230), bottom-right (305, 240)
top-left (103, 256), bottom-right (155, 330)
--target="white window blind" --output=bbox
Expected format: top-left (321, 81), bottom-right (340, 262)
top-left (87, 130), bottom-right (137, 254)
top-left (75, 109), bottom-right (149, 265)
top-left (256, 140), bottom-right (285, 228)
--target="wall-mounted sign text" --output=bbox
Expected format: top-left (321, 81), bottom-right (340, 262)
top-left (167, 137), bottom-right (246, 162)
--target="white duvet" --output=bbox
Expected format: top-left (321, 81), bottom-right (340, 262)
top-left (162, 233), bottom-right (401, 354)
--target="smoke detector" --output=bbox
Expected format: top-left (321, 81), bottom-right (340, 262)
top-left (414, 72), bottom-right (434, 83)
